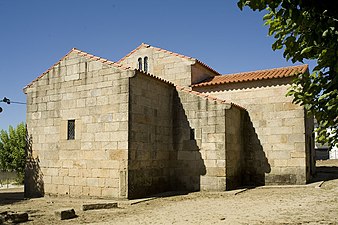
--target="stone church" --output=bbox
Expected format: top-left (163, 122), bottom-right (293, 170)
top-left (24, 43), bottom-right (315, 199)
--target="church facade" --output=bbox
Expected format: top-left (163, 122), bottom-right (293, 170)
top-left (24, 43), bottom-right (314, 199)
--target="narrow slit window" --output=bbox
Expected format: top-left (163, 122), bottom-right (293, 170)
top-left (138, 57), bottom-right (142, 70)
top-left (144, 56), bottom-right (148, 73)
top-left (67, 120), bottom-right (75, 140)
top-left (190, 128), bottom-right (195, 140)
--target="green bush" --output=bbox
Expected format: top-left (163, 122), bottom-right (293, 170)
top-left (0, 122), bottom-right (26, 184)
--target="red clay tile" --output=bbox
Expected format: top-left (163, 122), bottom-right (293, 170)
top-left (192, 65), bottom-right (308, 87)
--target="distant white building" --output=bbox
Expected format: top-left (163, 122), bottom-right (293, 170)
top-left (328, 128), bottom-right (338, 159)
top-left (314, 121), bottom-right (338, 160)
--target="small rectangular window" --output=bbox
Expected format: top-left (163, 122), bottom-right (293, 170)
top-left (67, 120), bottom-right (75, 140)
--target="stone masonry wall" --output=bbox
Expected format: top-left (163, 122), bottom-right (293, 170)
top-left (119, 46), bottom-right (218, 87)
top-left (128, 72), bottom-right (175, 198)
top-left (119, 46), bottom-right (194, 86)
top-left (173, 89), bottom-right (245, 191)
top-left (24, 51), bottom-right (133, 198)
top-left (193, 77), bottom-right (313, 185)
top-left (191, 63), bottom-right (217, 85)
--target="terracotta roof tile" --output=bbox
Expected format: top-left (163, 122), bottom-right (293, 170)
top-left (24, 48), bottom-right (130, 90)
top-left (135, 69), bottom-right (175, 86)
top-left (117, 43), bottom-right (221, 75)
top-left (192, 64), bottom-right (308, 87)
top-left (175, 85), bottom-right (246, 110)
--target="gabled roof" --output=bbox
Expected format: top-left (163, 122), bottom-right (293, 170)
top-left (24, 48), bottom-right (130, 90)
top-left (117, 43), bottom-right (221, 75)
top-left (192, 64), bottom-right (308, 87)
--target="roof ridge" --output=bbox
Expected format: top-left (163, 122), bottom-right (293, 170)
top-left (151, 45), bottom-right (195, 61)
top-left (24, 48), bottom-right (74, 90)
top-left (117, 43), bottom-right (221, 75)
top-left (72, 48), bottom-right (130, 70)
top-left (134, 69), bottom-right (175, 86)
top-left (24, 48), bottom-right (130, 90)
top-left (222, 64), bottom-right (308, 76)
top-left (116, 43), bottom-right (148, 64)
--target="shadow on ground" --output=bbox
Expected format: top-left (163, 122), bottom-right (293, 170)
top-left (144, 190), bottom-right (191, 199)
top-left (0, 190), bottom-right (25, 205)
top-left (311, 166), bottom-right (338, 183)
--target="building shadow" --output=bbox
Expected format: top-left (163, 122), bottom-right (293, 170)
top-left (0, 190), bottom-right (25, 205)
top-left (310, 165), bottom-right (338, 183)
top-left (242, 113), bottom-right (271, 187)
top-left (127, 87), bottom-right (206, 199)
top-left (24, 134), bottom-right (44, 198)
top-left (171, 92), bottom-right (207, 192)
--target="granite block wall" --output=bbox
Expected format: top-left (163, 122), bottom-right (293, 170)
top-left (118, 45), bottom-right (218, 87)
top-left (119, 46), bottom-right (193, 86)
top-left (128, 72), bottom-right (175, 198)
top-left (24, 51), bottom-right (132, 198)
top-left (193, 77), bottom-right (314, 185)
top-left (174, 89), bottom-right (245, 191)
top-left (128, 72), bottom-right (246, 196)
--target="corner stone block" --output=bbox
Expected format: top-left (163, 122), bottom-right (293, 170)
top-left (54, 209), bottom-right (77, 220)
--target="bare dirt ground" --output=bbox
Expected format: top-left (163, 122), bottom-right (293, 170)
top-left (1, 160), bottom-right (338, 225)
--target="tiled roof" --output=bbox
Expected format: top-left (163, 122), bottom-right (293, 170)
top-left (135, 69), bottom-right (175, 86)
top-left (192, 64), bottom-right (308, 87)
top-left (175, 86), bottom-right (246, 110)
top-left (134, 69), bottom-right (245, 110)
top-left (24, 48), bottom-right (130, 90)
top-left (117, 43), bottom-right (221, 75)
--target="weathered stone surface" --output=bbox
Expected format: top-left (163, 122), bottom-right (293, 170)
top-left (54, 209), bottom-right (76, 220)
top-left (82, 203), bottom-right (118, 211)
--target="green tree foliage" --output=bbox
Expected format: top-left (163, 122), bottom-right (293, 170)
top-left (0, 123), bottom-right (26, 183)
top-left (237, 0), bottom-right (338, 148)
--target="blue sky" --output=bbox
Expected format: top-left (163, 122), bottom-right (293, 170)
top-left (0, 0), bottom-right (314, 130)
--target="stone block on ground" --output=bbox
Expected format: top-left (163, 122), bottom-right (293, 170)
top-left (0, 211), bottom-right (6, 224)
top-left (82, 202), bottom-right (118, 211)
top-left (7, 212), bottom-right (29, 223)
top-left (54, 209), bottom-right (77, 220)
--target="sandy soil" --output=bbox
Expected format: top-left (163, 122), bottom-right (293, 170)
top-left (1, 160), bottom-right (338, 225)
